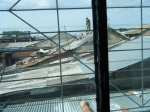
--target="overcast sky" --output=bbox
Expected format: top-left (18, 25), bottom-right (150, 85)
top-left (0, 0), bottom-right (150, 35)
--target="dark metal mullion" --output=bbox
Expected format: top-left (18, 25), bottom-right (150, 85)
top-left (5, 6), bottom-right (150, 11)
top-left (7, 6), bottom-right (150, 11)
top-left (92, 0), bottom-right (101, 112)
top-left (97, 0), bottom-right (110, 112)
top-left (0, 29), bottom-right (92, 35)
top-left (1, 7), bottom-right (92, 12)
top-left (139, 0), bottom-right (144, 107)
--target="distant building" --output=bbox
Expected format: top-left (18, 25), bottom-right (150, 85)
top-left (27, 32), bottom-right (77, 49)
top-left (123, 24), bottom-right (150, 37)
top-left (0, 31), bottom-right (34, 43)
top-left (108, 27), bottom-right (129, 46)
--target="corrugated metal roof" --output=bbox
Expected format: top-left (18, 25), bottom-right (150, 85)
top-left (12, 51), bottom-right (37, 58)
top-left (109, 36), bottom-right (150, 71)
top-left (3, 95), bottom-right (96, 112)
top-left (135, 24), bottom-right (150, 29)
top-left (2, 92), bottom-right (150, 112)
top-left (123, 29), bottom-right (141, 35)
top-left (3, 91), bottom-right (150, 112)
top-left (110, 90), bottom-right (150, 111)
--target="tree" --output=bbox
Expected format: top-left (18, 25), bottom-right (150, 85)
top-left (2, 31), bottom-right (25, 37)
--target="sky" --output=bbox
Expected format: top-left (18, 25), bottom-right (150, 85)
top-left (107, 0), bottom-right (150, 28)
top-left (0, 0), bottom-right (150, 36)
top-left (0, 0), bottom-right (92, 36)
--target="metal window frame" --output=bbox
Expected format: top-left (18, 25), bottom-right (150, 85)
top-left (0, 0), bottom-right (94, 102)
top-left (0, 0), bottom-right (112, 111)
top-left (92, 0), bottom-right (110, 112)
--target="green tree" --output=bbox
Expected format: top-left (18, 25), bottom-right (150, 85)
top-left (2, 31), bottom-right (25, 37)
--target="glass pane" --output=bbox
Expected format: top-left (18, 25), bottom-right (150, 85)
top-left (143, 50), bottom-right (150, 68)
top-left (107, 0), bottom-right (140, 7)
top-left (58, 0), bottom-right (92, 8)
top-left (14, 10), bottom-right (58, 32)
top-left (0, 0), bottom-right (95, 112)
top-left (16, 0), bottom-right (57, 9)
top-left (108, 28), bottom-right (142, 50)
top-left (0, 0), bottom-right (18, 10)
top-left (107, 0), bottom-right (147, 110)
top-left (107, 8), bottom-right (141, 29)
top-left (59, 9), bottom-right (93, 31)
top-left (109, 50), bottom-right (142, 71)
top-left (143, 0), bottom-right (150, 6)
top-left (143, 8), bottom-right (150, 25)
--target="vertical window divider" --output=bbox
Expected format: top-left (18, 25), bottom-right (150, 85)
top-left (56, 0), bottom-right (64, 112)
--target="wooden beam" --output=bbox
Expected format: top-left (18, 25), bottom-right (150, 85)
top-left (80, 100), bottom-right (92, 112)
